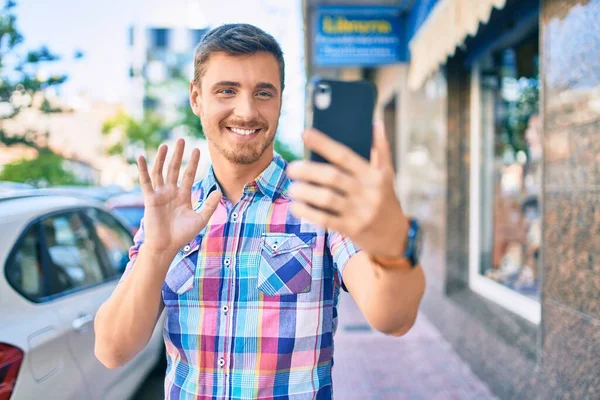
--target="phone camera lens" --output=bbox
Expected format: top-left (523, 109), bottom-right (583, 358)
top-left (314, 83), bottom-right (332, 110)
top-left (317, 84), bottom-right (330, 94)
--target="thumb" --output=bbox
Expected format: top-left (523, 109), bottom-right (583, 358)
top-left (371, 121), bottom-right (393, 170)
top-left (195, 190), bottom-right (222, 227)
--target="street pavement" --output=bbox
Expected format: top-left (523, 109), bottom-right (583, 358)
top-left (330, 293), bottom-right (498, 400)
top-left (132, 293), bottom-right (497, 400)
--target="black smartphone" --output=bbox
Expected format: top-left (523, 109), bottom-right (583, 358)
top-left (306, 77), bottom-right (377, 164)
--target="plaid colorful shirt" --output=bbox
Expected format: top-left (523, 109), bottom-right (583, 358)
top-left (122, 153), bottom-right (360, 400)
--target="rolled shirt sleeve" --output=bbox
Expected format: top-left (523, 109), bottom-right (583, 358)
top-left (119, 218), bottom-right (145, 283)
top-left (326, 229), bottom-right (361, 290)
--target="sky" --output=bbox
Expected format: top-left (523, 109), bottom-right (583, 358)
top-left (15, 0), bottom-right (306, 151)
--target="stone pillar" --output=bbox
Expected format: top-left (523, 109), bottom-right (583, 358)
top-left (445, 52), bottom-right (471, 294)
top-left (541, 0), bottom-right (600, 397)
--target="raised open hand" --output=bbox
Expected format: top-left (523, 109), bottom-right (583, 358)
top-left (136, 138), bottom-right (221, 253)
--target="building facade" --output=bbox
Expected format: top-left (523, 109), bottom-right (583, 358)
top-left (128, 25), bottom-right (207, 125)
top-left (127, 24), bottom-right (211, 178)
top-left (303, 0), bottom-right (600, 398)
top-left (0, 97), bottom-right (126, 187)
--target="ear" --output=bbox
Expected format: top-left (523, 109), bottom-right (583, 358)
top-left (189, 81), bottom-right (202, 116)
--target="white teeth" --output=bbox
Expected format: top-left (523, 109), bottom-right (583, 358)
top-left (230, 127), bottom-right (257, 135)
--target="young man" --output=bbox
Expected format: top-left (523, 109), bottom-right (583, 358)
top-left (95, 24), bottom-right (425, 400)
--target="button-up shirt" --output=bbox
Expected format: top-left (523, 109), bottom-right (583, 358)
top-left (121, 153), bottom-right (360, 399)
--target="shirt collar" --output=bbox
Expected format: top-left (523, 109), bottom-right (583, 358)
top-left (198, 152), bottom-right (290, 204)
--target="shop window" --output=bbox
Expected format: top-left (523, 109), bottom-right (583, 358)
top-left (470, 32), bottom-right (541, 324)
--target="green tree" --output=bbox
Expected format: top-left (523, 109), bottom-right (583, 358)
top-left (0, 0), bottom-right (81, 149)
top-left (0, 149), bottom-right (79, 186)
top-left (180, 102), bottom-right (204, 138)
top-left (101, 109), bottom-right (168, 164)
top-left (274, 138), bottom-right (300, 162)
top-left (0, 0), bottom-right (86, 185)
top-left (144, 77), bottom-right (205, 139)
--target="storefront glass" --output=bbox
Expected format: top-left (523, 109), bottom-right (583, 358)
top-left (478, 32), bottom-right (541, 300)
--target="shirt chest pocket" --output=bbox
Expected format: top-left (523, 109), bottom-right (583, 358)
top-left (257, 232), bottom-right (316, 296)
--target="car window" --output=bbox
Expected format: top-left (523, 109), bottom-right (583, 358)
top-left (84, 208), bottom-right (133, 278)
top-left (5, 224), bottom-right (45, 299)
top-left (112, 207), bottom-right (144, 231)
top-left (41, 212), bottom-right (104, 294)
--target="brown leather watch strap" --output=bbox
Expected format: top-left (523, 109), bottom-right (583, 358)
top-left (369, 254), bottom-right (413, 270)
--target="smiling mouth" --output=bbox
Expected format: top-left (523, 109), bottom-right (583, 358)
top-left (227, 127), bottom-right (261, 136)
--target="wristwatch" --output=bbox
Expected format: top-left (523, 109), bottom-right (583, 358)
top-left (370, 218), bottom-right (422, 269)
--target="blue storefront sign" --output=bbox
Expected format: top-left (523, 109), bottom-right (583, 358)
top-left (314, 6), bottom-right (405, 67)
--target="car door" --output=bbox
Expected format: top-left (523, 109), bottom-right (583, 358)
top-left (38, 211), bottom-right (118, 400)
top-left (82, 207), bottom-right (166, 400)
top-left (2, 220), bottom-right (88, 400)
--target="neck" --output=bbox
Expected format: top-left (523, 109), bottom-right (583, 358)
top-left (210, 148), bottom-right (274, 204)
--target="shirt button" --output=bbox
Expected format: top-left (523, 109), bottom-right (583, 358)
top-left (231, 212), bottom-right (238, 220)
top-left (183, 245), bottom-right (191, 252)
top-left (223, 305), bottom-right (229, 314)
top-left (218, 357), bottom-right (225, 367)
top-left (271, 243), bottom-right (278, 250)
top-left (224, 258), bottom-right (231, 267)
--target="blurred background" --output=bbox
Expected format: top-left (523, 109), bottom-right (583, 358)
top-left (0, 0), bottom-right (598, 399)
top-left (0, 0), bottom-right (304, 191)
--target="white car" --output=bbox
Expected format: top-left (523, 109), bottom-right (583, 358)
top-left (0, 193), bottom-right (165, 400)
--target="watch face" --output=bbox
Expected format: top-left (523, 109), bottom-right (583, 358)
top-left (414, 224), bottom-right (423, 263)
top-left (408, 219), bottom-right (422, 266)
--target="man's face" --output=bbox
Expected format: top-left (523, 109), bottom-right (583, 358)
top-left (190, 51), bottom-right (282, 165)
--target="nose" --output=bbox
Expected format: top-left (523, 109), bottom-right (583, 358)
top-left (233, 92), bottom-right (259, 121)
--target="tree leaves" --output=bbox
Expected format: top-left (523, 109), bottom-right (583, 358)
top-left (0, 150), bottom-right (80, 186)
top-left (25, 45), bottom-right (60, 63)
top-left (101, 109), bottom-right (168, 164)
top-left (0, 1), bottom-right (85, 186)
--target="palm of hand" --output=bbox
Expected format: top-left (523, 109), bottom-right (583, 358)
top-left (137, 139), bottom-right (221, 252)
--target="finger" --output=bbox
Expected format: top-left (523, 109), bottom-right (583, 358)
top-left (151, 144), bottom-right (168, 188)
top-left (370, 139), bottom-right (379, 168)
top-left (289, 200), bottom-right (344, 231)
top-left (195, 190), bottom-right (222, 227)
top-left (302, 128), bottom-right (370, 178)
top-left (371, 121), bottom-right (393, 171)
top-left (166, 138), bottom-right (185, 185)
top-left (181, 147), bottom-right (200, 194)
top-left (137, 155), bottom-right (154, 195)
top-left (286, 161), bottom-right (355, 195)
top-left (288, 182), bottom-right (346, 215)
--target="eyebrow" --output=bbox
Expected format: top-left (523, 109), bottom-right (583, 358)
top-left (212, 81), bottom-right (279, 94)
top-left (213, 81), bottom-right (241, 88)
top-left (255, 82), bottom-right (278, 94)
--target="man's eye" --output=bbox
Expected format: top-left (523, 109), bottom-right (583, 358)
top-left (257, 91), bottom-right (272, 98)
top-left (218, 89), bottom-right (235, 95)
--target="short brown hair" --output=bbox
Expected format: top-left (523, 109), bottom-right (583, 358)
top-left (193, 24), bottom-right (285, 91)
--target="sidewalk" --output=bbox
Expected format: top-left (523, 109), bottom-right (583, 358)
top-left (332, 292), bottom-right (498, 400)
